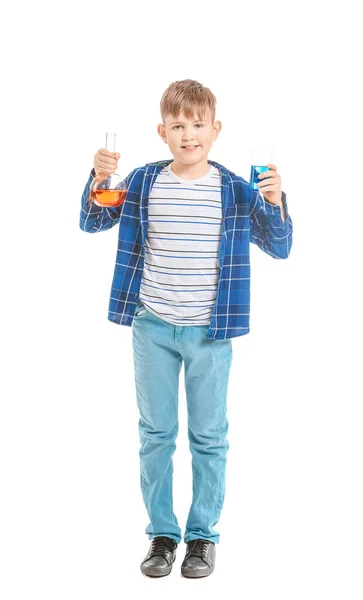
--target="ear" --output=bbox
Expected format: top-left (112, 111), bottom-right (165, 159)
top-left (213, 120), bottom-right (222, 138)
top-left (214, 120), bottom-right (222, 133)
top-left (157, 123), bottom-right (167, 143)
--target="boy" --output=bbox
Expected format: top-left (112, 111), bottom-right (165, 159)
top-left (79, 79), bottom-right (293, 578)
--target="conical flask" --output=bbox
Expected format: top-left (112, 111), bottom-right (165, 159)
top-left (89, 132), bottom-right (127, 207)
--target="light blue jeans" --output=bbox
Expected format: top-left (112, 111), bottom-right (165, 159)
top-left (131, 300), bottom-right (233, 545)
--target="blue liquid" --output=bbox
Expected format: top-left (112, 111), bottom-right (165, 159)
top-left (250, 165), bottom-right (270, 191)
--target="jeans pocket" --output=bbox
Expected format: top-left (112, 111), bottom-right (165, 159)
top-left (134, 299), bottom-right (147, 317)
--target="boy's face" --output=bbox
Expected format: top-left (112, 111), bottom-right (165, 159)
top-left (157, 107), bottom-right (221, 165)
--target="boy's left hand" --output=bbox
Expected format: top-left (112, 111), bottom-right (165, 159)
top-left (256, 164), bottom-right (282, 205)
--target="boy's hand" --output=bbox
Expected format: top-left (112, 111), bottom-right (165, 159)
top-left (93, 149), bottom-right (120, 177)
top-left (256, 164), bottom-right (282, 205)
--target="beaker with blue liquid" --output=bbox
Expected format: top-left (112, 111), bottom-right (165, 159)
top-left (249, 148), bottom-right (274, 191)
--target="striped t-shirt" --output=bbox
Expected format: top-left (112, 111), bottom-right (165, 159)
top-left (138, 162), bottom-right (222, 325)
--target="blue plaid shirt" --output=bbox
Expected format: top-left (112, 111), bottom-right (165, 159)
top-left (79, 159), bottom-right (293, 339)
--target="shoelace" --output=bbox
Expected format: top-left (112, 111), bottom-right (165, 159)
top-left (149, 536), bottom-right (175, 557)
top-left (186, 539), bottom-right (210, 558)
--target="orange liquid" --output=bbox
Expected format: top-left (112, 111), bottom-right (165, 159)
top-left (90, 188), bottom-right (127, 207)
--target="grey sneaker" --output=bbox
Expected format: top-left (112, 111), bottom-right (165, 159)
top-left (181, 539), bottom-right (216, 578)
top-left (140, 536), bottom-right (178, 577)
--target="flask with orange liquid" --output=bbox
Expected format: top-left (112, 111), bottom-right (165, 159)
top-left (89, 132), bottom-right (127, 207)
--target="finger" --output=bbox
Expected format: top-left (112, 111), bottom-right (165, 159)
top-left (98, 157), bottom-right (118, 167)
top-left (258, 171), bottom-right (280, 181)
top-left (99, 148), bottom-right (116, 157)
top-left (257, 176), bottom-right (279, 185)
top-left (95, 166), bottom-right (115, 175)
top-left (258, 171), bottom-right (277, 179)
top-left (95, 159), bottom-right (116, 170)
top-left (95, 156), bottom-right (117, 169)
top-left (257, 183), bottom-right (280, 191)
top-left (100, 153), bottom-right (118, 162)
top-left (266, 163), bottom-right (277, 170)
top-left (257, 175), bottom-right (278, 186)
top-left (100, 158), bottom-right (118, 166)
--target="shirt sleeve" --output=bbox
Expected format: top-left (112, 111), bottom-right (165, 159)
top-left (249, 190), bottom-right (293, 259)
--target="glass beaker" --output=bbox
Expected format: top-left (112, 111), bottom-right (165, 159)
top-left (249, 148), bottom-right (274, 191)
top-left (89, 132), bottom-right (127, 207)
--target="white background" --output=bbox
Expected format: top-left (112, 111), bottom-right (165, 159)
top-left (1, 0), bottom-right (362, 598)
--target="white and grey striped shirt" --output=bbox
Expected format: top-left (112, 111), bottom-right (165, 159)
top-left (139, 162), bottom-right (222, 325)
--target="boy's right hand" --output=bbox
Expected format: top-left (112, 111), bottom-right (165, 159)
top-left (93, 149), bottom-right (121, 176)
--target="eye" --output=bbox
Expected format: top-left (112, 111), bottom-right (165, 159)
top-left (172, 123), bottom-right (204, 130)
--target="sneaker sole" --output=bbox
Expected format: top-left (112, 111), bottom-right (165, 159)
top-left (181, 565), bottom-right (214, 578)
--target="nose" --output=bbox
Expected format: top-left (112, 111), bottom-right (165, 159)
top-left (182, 127), bottom-right (196, 141)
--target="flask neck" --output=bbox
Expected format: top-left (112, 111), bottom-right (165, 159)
top-left (105, 131), bottom-right (120, 177)
top-left (105, 132), bottom-right (116, 153)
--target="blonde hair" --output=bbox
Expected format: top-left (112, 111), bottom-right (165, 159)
top-left (160, 79), bottom-right (216, 125)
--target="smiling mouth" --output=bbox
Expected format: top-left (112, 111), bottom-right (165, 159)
top-left (181, 145), bottom-right (200, 150)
